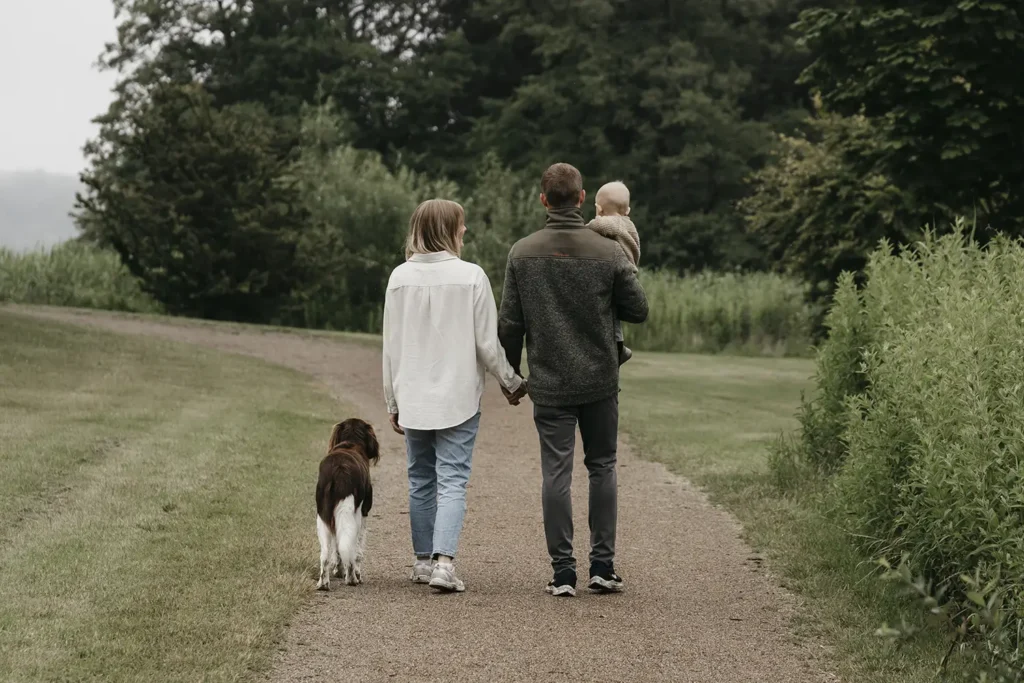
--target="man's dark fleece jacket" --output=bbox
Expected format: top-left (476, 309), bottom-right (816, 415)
top-left (498, 206), bottom-right (649, 407)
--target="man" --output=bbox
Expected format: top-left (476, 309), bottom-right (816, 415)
top-left (498, 162), bottom-right (649, 597)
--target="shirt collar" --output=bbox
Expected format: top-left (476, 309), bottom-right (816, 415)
top-left (409, 251), bottom-right (459, 263)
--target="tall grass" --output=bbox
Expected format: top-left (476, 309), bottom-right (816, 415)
top-left (775, 225), bottom-right (1023, 681)
top-left (0, 242), bottom-right (160, 313)
top-left (626, 270), bottom-right (813, 356)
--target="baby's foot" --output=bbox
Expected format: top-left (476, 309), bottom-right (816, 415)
top-left (619, 345), bottom-right (633, 365)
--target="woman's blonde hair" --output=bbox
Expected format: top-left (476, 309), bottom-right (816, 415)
top-left (406, 199), bottom-right (465, 259)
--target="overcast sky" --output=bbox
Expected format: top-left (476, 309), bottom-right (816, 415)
top-left (0, 0), bottom-right (119, 176)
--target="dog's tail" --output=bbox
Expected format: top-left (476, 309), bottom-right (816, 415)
top-left (315, 474), bottom-right (336, 533)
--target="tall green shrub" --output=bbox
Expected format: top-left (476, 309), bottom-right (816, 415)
top-left (0, 243), bottom-right (161, 313)
top-left (627, 270), bottom-right (813, 356)
top-left (794, 271), bottom-right (867, 472)
top-left (287, 104), bottom-right (457, 331)
top-left (785, 225), bottom-right (1024, 675)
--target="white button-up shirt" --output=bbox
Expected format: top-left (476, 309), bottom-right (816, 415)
top-left (382, 252), bottom-right (522, 431)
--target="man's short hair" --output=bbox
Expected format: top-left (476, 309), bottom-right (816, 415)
top-left (541, 163), bottom-right (583, 208)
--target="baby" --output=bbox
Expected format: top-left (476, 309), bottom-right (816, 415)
top-left (587, 181), bottom-right (640, 365)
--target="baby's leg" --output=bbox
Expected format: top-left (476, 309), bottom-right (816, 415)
top-left (614, 318), bottom-right (632, 365)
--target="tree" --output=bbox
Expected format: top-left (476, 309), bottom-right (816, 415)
top-left (77, 84), bottom-right (302, 320)
top-left (797, 1), bottom-right (1024, 232)
top-left (459, 0), bottom-right (842, 272)
top-left (741, 104), bottom-right (919, 303)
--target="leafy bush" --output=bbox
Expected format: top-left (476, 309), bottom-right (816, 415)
top-left (0, 242), bottom-right (161, 313)
top-left (792, 271), bottom-right (868, 472)
top-left (780, 225), bottom-right (1024, 676)
top-left (626, 270), bottom-right (813, 356)
top-left (461, 153), bottom-right (542, 300)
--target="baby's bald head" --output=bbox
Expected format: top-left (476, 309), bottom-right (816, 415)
top-left (595, 181), bottom-right (630, 217)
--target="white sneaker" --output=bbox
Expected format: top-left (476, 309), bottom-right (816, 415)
top-left (410, 559), bottom-right (433, 584)
top-left (428, 562), bottom-right (466, 593)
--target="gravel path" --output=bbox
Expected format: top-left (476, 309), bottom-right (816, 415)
top-left (19, 308), bottom-right (831, 683)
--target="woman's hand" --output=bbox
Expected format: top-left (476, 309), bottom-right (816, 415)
top-left (502, 379), bottom-right (529, 406)
top-left (389, 413), bottom-right (405, 435)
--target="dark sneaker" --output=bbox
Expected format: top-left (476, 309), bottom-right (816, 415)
top-left (545, 569), bottom-right (577, 597)
top-left (589, 562), bottom-right (624, 593)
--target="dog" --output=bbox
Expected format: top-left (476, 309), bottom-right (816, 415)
top-left (315, 418), bottom-right (380, 590)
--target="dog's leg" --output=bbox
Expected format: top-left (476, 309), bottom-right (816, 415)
top-left (332, 549), bottom-right (343, 578)
top-left (353, 515), bottom-right (368, 584)
top-left (334, 496), bottom-right (359, 586)
top-left (316, 515), bottom-right (335, 591)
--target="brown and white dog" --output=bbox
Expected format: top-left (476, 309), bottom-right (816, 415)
top-left (315, 418), bottom-right (380, 590)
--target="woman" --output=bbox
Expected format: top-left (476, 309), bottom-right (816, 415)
top-left (382, 199), bottom-right (527, 593)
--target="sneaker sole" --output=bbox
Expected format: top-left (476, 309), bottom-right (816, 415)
top-left (546, 584), bottom-right (577, 597)
top-left (428, 578), bottom-right (465, 593)
top-left (588, 577), bottom-right (624, 593)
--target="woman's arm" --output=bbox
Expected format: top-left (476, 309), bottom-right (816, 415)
top-left (474, 269), bottom-right (523, 392)
top-left (382, 289), bottom-right (399, 416)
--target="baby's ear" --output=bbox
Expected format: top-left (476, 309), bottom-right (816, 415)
top-left (595, 202), bottom-right (604, 216)
top-left (626, 206), bottom-right (631, 216)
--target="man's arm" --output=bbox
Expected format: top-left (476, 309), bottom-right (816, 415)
top-left (497, 252), bottom-right (526, 375)
top-left (613, 250), bottom-right (649, 324)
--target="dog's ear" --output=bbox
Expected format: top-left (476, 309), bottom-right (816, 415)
top-left (327, 422), bottom-right (344, 454)
top-left (366, 424), bottom-right (380, 465)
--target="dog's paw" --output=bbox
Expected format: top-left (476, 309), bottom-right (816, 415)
top-left (353, 567), bottom-right (363, 585)
top-left (316, 574), bottom-right (331, 591)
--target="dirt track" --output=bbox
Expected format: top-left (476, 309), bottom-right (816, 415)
top-left (20, 308), bottom-right (832, 683)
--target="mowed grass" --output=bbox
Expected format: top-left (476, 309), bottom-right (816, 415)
top-left (0, 312), bottom-right (339, 682)
top-left (619, 353), bottom-right (958, 683)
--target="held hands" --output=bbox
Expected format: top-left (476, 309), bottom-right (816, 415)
top-left (502, 378), bottom-right (529, 406)
top-left (389, 412), bottom-right (405, 435)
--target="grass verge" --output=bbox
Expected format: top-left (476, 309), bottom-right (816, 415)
top-left (0, 311), bottom-right (340, 682)
top-left (619, 352), bottom-right (962, 682)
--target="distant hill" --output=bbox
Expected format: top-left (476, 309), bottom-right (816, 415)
top-left (0, 171), bottom-right (83, 251)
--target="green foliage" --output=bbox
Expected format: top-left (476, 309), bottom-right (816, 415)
top-left (749, 2), bottom-right (1024, 306)
top-left (0, 242), bottom-right (160, 313)
top-left (792, 271), bottom-right (868, 471)
top-left (879, 559), bottom-right (1022, 683)
top-left (286, 104), bottom-right (425, 331)
top-left (460, 155), bottom-right (543, 298)
top-left (742, 107), bottom-right (919, 302)
top-left (467, 0), bottom-right (825, 272)
top-left (781, 226), bottom-right (1024, 677)
top-left (78, 84), bottom-right (302, 321)
top-left (81, 0), bottom-right (842, 288)
top-left (798, 2), bottom-right (1024, 232)
top-left (627, 271), bottom-right (813, 357)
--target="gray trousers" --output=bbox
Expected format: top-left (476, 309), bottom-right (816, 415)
top-left (533, 394), bottom-right (618, 573)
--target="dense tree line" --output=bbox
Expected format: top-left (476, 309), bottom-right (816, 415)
top-left (76, 0), bottom-right (1024, 324)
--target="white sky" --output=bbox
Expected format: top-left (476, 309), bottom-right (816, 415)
top-left (0, 0), bottom-right (119, 175)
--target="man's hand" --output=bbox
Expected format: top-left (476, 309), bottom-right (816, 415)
top-left (502, 379), bottom-right (529, 406)
top-left (389, 413), bottom-right (405, 435)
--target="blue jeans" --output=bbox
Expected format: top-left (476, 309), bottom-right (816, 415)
top-left (404, 412), bottom-right (480, 559)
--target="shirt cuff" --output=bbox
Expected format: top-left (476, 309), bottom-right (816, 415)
top-left (504, 373), bottom-right (523, 393)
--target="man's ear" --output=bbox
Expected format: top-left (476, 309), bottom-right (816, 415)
top-left (577, 189), bottom-right (586, 207)
top-left (539, 192), bottom-right (550, 209)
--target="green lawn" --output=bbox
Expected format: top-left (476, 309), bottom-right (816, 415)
top-left (620, 353), bottom-right (960, 683)
top-left (0, 312), bottom-right (340, 682)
